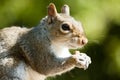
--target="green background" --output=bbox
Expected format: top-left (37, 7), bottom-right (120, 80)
top-left (0, 0), bottom-right (120, 80)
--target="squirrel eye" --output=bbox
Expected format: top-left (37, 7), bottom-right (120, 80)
top-left (60, 23), bottom-right (71, 34)
top-left (61, 23), bottom-right (70, 31)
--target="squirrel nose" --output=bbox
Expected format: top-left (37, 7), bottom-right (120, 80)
top-left (81, 38), bottom-right (88, 45)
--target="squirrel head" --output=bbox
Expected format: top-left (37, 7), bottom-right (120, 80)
top-left (46, 3), bottom-right (88, 49)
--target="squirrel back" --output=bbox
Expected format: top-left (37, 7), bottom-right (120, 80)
top-left (0, 3), bottom-right (91, 80)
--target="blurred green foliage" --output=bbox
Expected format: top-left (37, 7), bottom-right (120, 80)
top-left (0, 0), bottom-right (120, 80)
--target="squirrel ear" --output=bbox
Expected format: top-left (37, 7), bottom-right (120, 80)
top-left (48, 3), bottom-right (58, 17)
top-left (61, 4), bottom-right (70, 15)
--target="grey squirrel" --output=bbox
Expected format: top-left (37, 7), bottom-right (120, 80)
top-left (0, 3), bottom-right (91, 80)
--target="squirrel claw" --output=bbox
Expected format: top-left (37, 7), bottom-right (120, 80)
top-left (73, 51), bottom-right (91, 70)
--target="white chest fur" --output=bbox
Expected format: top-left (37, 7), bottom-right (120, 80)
top-left (51, 43), bottom-right (72, 58)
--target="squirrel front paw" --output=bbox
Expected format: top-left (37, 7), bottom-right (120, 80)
top-left (72, 51), bottom-right (91, 70)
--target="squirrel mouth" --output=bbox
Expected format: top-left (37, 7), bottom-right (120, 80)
top-left (69, 44), bottom-right (83, 49)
